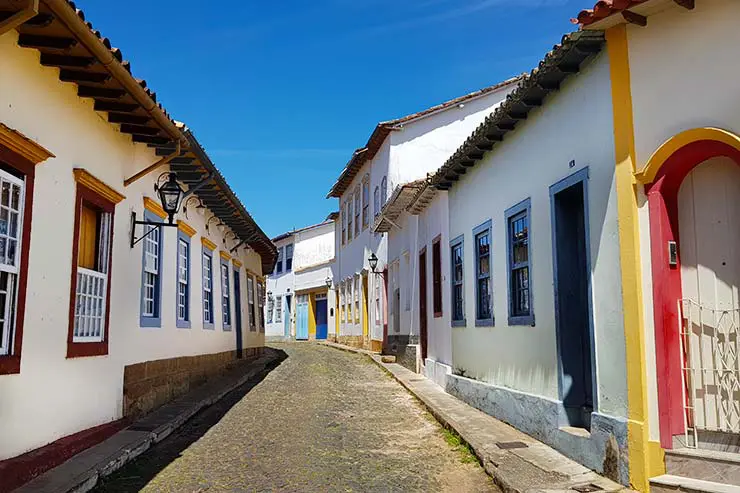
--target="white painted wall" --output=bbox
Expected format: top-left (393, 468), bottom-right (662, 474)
top-left (626, 0), bottom-right (740, 441)
top-left (446, 53), bottom-right (628, 419)
top-left (265, 237), bottom-right (294, 337)
top-left (335, 82), bottom-right (517, 342)
top-left (0, 31), bottom-right (266, 460)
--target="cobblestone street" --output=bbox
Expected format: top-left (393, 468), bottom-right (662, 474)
top-left (95, 343), bottom-right (497, 492)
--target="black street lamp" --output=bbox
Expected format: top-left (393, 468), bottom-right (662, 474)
top-left (325, 276), bottom-right (333, 289)
top-left (368, 252), bottom-right (385, 278)
top-left (130, 172), bottom-right (186, 247)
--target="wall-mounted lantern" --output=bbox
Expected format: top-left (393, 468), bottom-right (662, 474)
top-left (130, 172), bottom-right (185, 247)
top-left (325, 276), bottom-right (333, 289)
top-left (368, 252), bottom-right (385, 278)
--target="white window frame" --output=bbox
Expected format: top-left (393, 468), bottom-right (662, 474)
top-left (203, 251), bottom-right (213, 324)
top-left (221, 263), bottom-right (231, 327)
top-left (177, 238), bottom-right (189, 322)
top-left (0, 171), bottom-right (24, 354)
top-left (142, 223), bottom-right (160, 318)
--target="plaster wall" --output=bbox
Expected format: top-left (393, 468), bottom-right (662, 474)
top-left (0, 32), bottom-right (265, 460)
top-left (265, 237), bottom-right (294, 338)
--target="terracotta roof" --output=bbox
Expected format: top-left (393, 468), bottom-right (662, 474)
top-left (371, 178), bottom-right (427, 233)
top-left (430, 31), bottom-right (605, 193)
top-left (574, 0), bottom-right (648, 27)
top-left (326, 76), bottom-right (524, 199)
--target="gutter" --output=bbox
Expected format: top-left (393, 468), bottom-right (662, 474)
top-left (44, 0), bottom-right (187, 147)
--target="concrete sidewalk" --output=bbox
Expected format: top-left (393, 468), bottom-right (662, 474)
top-left (15, 349), bottom-right (283, 493)
top-left (320, 341), bottom-right (631, 493)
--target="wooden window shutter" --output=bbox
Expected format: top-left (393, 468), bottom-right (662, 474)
top-left (78, 203), bottom-right (98, 270)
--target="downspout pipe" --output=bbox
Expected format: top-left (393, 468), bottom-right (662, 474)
top-left (0, 0), bottom-right (39, 36)
top-left (44, 0), bottom-right (187, 147)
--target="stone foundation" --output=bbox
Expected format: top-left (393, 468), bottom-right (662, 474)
top-left (424, 358), bottom-right (452, 387)
top-left (123, 347), bottom-right (264, 417)
top-left (333, 335), bottom-right (365, 348)
top-left (370, 339), bottom-right (383, 352)
top-left (385, 335), bottom-right (420, 373)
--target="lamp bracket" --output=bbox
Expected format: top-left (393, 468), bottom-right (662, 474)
top-left (130, 211), bottom-right (178, 248)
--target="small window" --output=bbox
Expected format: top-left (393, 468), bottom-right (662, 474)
top-left (403, 252), bottom-right (411, 312)
top-left (221, 262), bottom-right (231, 329)
top-left (381, 177), bottom-right (388, 206)
top-left (347, 198), bottom-right (353, 242)
top-left (276, 246), bottom-right (284, 274)
top-left (275, 295), bottom-right (283, 323)
top-left (374, 273), bottom-right (381, 326)
top-left (432, 238), bottom-right (442, 317)
top-left (347, 280), bottom-right (353, 322)
top-left (247, 275), bottom-right (256, 330)
top-left (374, 186), bottom-right (380, 218)
top-left (354, 187), bottom-right (361, 237)
top-left (362, 175), bottom-right (370, 229)
top-left (202, 250), bottom-right (214, 327)
top-left (176, 234), bottom-right (191, 328)
top-left (450, 235), bottom-right (464, 326)
top-left (341, 203), bottom-right (346, 245)
top-left (474, 220), bottom-right (493, 326)
top-left (285, 244), bottom-right (294, 272)
top-left (257, 281), bottom-right (265, 331)
top-left (267, 293), bottom-right (274, 324)
top-left (506, 199), bottom-right (534, 325)
top-left (140, 210), bottom-right (162, 327)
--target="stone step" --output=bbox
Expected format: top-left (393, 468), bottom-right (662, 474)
top-left (666, 448), bottom-right (740, 485)
top-left (650, 474), bottom-right (740, 493)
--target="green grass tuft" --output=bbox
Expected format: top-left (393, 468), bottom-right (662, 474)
top-left (441, 427), bottom-right (478, 464)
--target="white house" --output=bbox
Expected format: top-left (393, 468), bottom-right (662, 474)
top-left (327, 77), bottom-right (521, 352)
top-left (0, 2), bottom-right (276, 487)
top-left (265, 217), bottom-right (336, 340)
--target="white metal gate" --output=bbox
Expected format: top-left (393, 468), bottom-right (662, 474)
top-left (679, 298), bottom-right (740, 447)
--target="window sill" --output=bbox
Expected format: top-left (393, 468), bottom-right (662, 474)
top-left (140, 316), bottom-right (161, 328)
top-left (451, 319), bottom-right (466, 328)
top-left (67, 341), bottom-right (108, 359)
top-left (176, 319), bottom-right (191, 329)
top-left (475, 318), bottom-right (494, 327)
top-left (203, 322), bottom-right (215, 330)
top-left (433, 312), bottom-right (443, 319)
top-left (223, 324), bottom-right (232, 332)
top-left (508, 315), bottom-right (535, 327)
top-left (0, 355), bottom-right (21, 375)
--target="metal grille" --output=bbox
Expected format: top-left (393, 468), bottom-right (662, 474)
top-left (679, 299), bottom-right (740, 447)
top-left (74, 268), bottom-right (107, 341)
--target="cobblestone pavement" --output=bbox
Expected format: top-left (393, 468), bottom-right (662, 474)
top-left (95, 342), bottom-right (497, 492)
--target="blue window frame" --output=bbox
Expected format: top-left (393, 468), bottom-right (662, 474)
top-left (473, 220), bottom-right (493, 326)
top-left (285, 244), bottom-right (293, 272)
top-left (450, 234), bottom-right (465, 327)
top-left (140, 210), bottom-right (162, 327)
top-left (221, 258), bottom-right (231, 330)
top-left (176, 230), bottom-right (191, 328)
top-left (506, 198), bottom-right (534, 326)
top-left (202, 246), bottom-right (214, 329)
top-left (276, 246), bottom-right (284, 274)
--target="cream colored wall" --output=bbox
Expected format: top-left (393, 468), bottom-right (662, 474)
top-left (447, 54), bottom-right (628, 418)
top-left (0, 31), bottom-right (263, 460)
top-left (627, 0), bottom-right (740, 441)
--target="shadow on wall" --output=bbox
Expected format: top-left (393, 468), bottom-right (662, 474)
top-left (93, 350), bottom-right (288, 492)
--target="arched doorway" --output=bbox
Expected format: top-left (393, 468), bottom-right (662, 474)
top-left (644, 129), bottom-right (740, 449)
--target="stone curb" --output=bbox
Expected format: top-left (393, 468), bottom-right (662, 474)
top-left (318, 341), bottom-right (631, 493)
top-left (17, 351), bottom-right (282, 493)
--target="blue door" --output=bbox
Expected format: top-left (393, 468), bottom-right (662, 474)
top-left (233, 270), bottom-right (243, 357)
top-left (315, 296), bottom-right (328, 340)
top-left (296, 295), bottom-right (309, 340)
top-left (284, 295), bottom-right (292, 338)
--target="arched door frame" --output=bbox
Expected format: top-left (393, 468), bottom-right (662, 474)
top-left (639, 128), bottom-right (740, 448)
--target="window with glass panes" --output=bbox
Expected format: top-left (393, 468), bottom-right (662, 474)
top-left (267, 293), bottom-right (274, 323)
top-left (247, 275), bottom-right (255, 329)
top-left (221, 263), bottom-right (231, 328)
top-left (276, 246), bottom-right (283, 274)
top-left (432, 238), bottom-right (442, 316)
top-left (0, 171), bottom-right (24, 355)
top-left (257, 281), bottom-right (265, 331)
top-left (474, 221), bottom-right (493, 325)
top-left (354, 275), bottom-right (360, 323)
top-left (450, 236), bottom-right (464, 324)
top-left (374, 186), bottom-right (380, 218)
top-left (354, 188), bottom-right (360, 236)
top-left (202, 250), bottom-right (214, 325)
top-left (177, 237), bottom-right (190, 324)
top-left (285, 244), bottom-right (293, 272)
top-left (362, 176), bottom-right (370, 228)
top-left (275, 295), bottom-right (282, 323)
top-left (142, 221), bottom-right (160, 320)
top-left (347, 198), bottom-right (353, 241)
top-left (507, 199), bottom-right (533, 325)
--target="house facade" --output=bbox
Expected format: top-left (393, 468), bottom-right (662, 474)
top-left (328, 78), bottom-right (520, 352)
top-left (576, 1), bottom-right (740, 490)
top-left (265, 218), bottom-right (336, 341)
top-left (0, 0), bottom-right (275, 474)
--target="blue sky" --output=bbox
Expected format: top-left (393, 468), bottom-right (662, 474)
top-left (81, 0), bottom-right (592, 238)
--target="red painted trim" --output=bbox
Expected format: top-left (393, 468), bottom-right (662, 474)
top-left (66, 183), bottom-right (116, 359)
top-left (0, 418), bottom-right (127, 491)
top-left (0, 145), bottom-right (35, 376)
top-left (646, 140), bottom-right (740, 448)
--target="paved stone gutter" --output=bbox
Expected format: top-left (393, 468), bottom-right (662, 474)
top-left (16, 350), bottom-right (283, 493)
top-left (320, 341), bottom-right (633, 493)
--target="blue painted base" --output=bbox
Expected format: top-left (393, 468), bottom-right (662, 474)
top-left (444, 373), bottom-right (629, 486)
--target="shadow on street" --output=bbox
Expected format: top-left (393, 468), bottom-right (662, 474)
top-left (93, 349), bottom-right (288, 492)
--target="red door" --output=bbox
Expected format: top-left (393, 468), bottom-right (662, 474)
top-left (419, 249), bottom-right (428, 361)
